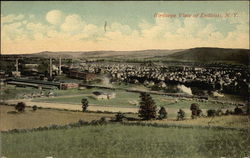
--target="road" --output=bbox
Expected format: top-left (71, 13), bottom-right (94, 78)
top-left (4, 97), bottom-right (191, 115)
top-left (5, 98), bottom-right (139, 113)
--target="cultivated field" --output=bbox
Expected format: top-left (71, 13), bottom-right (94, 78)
top-left (1, 85), bottom-right (249, 158)
top-left (0, 106), bottom-right (114, 131)
top-left (1, 124), bottom-right (250, 158)
top-left (1, 105), bottom-right (249, 131)
top-left (33, 88), bottom-right (236, 109)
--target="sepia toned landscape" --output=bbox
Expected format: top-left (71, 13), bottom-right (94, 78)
top-left (1, 1), bottom-right (250, 158)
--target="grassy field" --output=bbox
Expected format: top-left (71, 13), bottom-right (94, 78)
top-left (3, 83), bottom-right (245, 110)
top-left (33, 88), bottom-right (236, 110)
top-left (146, 115), bottom-right (250, 129)
top-left (0, 106), bottom-right (115, 131)
top-left (0, 85), bottom-right (44, 100)
top-left (1, 105), bottom-right (249, 131)
top-left (1, 124), bottom-right (250, 158)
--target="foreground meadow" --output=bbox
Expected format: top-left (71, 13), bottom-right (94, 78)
top-left (1, 124), bottom-right (250, 158)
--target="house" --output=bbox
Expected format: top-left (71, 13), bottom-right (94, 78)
top-left (11, 71), bottom-right (21, 77)
top-left (92, 91), bottom-right (116, 100)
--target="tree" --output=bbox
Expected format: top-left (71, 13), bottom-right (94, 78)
top-left (32, 105), bottom-right (38, 111)
top-left (138, 92), bottom-right (157, 120)
top-left (115, 112), bottom-right (125, 122)
top-left (158, 107), bottom-right (167, 120)
top-left (81, 98), bottom-right (89, 112)
top-left (234, 106), bottom-right (243, 115)
top-left (177, 109), bottom-right (185, 121)
top-left (15, 102), bottom-right (26, 112)
top-left (190, 103), bottom-right (202, 119)
top-left (207, 109), bottom-right (216, 117)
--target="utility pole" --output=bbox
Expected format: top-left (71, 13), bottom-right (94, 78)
top-left (59, 57), bottom-right (62, 75)
top-left (49, 58), bottom-right (52, 77)
top-left (15, 58), bottom-right (19, 72)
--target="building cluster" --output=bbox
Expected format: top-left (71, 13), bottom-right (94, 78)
top-left (79, 63), bottom-right (249, 96)
top-left (1, 56), bottom-right (249, 96)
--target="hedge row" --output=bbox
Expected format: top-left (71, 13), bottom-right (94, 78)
top-left (2, 117), bottom-right (247, 134)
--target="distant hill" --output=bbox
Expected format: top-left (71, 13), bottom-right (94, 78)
top-left (29, 49), bottom-right (180, 59)
top-left (167, 47), bottom-right (250, 64)
top-left (2, 47), bottom-right (249, 65)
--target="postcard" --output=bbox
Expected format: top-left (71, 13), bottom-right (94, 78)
top-left (1, 1), bottom-right (249, 158)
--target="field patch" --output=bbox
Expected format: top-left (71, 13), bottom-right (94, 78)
top-left (1, 124), bottom-right (250, 158)
top-left (0, 105), bottom-right (114, 131)
top-left (1, 105), bottom-right (248, 131)
top-left (33, 89), bottom-right (235, 110)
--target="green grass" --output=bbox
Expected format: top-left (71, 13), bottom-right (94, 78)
top-left (34, 88), bottom-right (235, 109)
top-left (53, 88), bottom-right (94, 96)
top-left (0, 85), bottom-right (45, 100)
top-left (34, 89), bottom-right (140, 107)
top-left (2, 124), bottom-right (250, 158)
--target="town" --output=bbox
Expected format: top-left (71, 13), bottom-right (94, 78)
top-left (1, 54), bottom-right (249, 98)
top-left (1, 1), bottom-right (249, 157)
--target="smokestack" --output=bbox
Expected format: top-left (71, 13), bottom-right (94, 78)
top-left (49, 58), bottom-right (52, 77)
top-left (59, 57), bottom-right (61, 75)
top-left (15, 58), bottom-right (18, 72)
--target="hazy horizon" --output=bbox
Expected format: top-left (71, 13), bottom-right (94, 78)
top-left (2, 47), bottom-right (249, 56)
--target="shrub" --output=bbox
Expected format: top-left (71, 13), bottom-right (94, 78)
top-left (115, 112), bottom-right (125, 122)
top-left (15, 102), bottom-right (26, 112)
top-left (190, 103), bottom-right (202, 119)
top-left (177, 109), bottom-right (185, 121)
top-left (151, 85), bottom-right (161, 91)
top-left (234, 106), bottom-right (243, 115)
top-left (81, 98), bottom-right (89, 112)
top-left (158, 107), bottom-right (167, 120)
top-left (32, 105), bottom-right (38, 111)
top-left (207, 109), bottom-right (216, 117)
top-left (92, 117), bottom-right (108, 125)
top-left (78, 119), bottom-right (86, 125)
top-left (215, 109), bottom-right (223, 116)
top-left (225, 109), bottom-right (233, 115)
top-left (138, 93), bottom-right (157, 120)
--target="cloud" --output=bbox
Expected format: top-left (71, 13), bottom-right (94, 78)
top-left (46, 10), bottom-right (63, 25)
top-left (1, 10), bottom-right (249, 54)
top-left (110, 22), bottom-right (132, 35)
top-left (2, 22), bottom-right (24, 41)
top-left (61, 14), bottom-right (85, 33)
top-left (2, 14), bottom-right (24, 24)
top-left (26, 22), bottom-right (50, 33)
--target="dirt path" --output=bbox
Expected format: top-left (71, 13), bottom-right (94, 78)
top-left (5, 99), bottom-right (139, 113)
top-left (5, 98), bottom-right (191, 115)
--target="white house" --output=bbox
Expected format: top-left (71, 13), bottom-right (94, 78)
top-left (92, 91), bottom-right (116, 100)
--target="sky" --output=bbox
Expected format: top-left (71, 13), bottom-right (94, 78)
top-left (1, 1), bottom-right (249, 54)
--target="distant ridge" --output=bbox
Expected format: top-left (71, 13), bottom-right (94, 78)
top-left (2, 47), bottom-right (249, 65)
top-left (167, 47), bottom-right (250, 64)
top-left (22, 49), bottom-right (181, 58)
